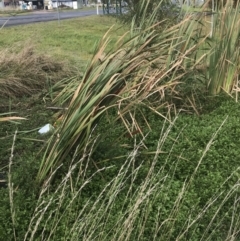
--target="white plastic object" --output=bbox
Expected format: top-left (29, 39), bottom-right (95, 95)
top-left (38, 124), bottom-right (54, 134)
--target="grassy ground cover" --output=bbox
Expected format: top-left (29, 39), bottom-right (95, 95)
top-left (0, 15), bottom-right (124, 66)
top-left (90, 96), bottom-right (240, 240)
top-left (1, 95), bottom-right (240, 240)
top-left (1, 4), bottom-right (240, 240)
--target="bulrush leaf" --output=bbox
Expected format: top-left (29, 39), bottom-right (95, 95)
top-left (37, 1), bottom-right (209, 184)
top-left (208, 1), bottom-right (240, 95)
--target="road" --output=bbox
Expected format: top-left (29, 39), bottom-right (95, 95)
top-left (0, 9), bottom-right (102, 27)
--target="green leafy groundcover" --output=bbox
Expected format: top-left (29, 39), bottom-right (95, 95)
top-left (94, 97), bottom-right (240, 240)
top-left (1, 96), bottom-right (240, 240)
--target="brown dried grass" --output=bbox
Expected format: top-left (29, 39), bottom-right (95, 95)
top-left (0, 44), bottom-right (72, 98)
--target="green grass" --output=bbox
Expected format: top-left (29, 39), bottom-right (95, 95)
top-left (0, 15), bottom-right (125, 67)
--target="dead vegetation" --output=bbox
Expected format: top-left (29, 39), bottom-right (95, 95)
top-left (0, 45), bottom-right (72, 99)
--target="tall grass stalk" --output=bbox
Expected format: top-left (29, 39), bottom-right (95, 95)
top-left (8, 130), bottom-right (17, 241)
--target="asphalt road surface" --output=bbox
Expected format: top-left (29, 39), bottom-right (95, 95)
top-left (0, 9), bottom-right (102, 27)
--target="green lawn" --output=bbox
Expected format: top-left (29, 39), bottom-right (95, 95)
top-left (0, 15), bottom-right (125, 68)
